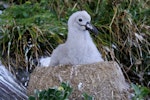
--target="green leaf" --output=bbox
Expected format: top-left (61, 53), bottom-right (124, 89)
top-left (131, 83), bottom-right (141, 96)
top-left (28, 96), bottom-right (36, 100)
top-left (82, 92), bottom-right (94, 100)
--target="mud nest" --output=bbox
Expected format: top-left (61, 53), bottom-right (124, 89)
top-left (27, 61), bottom-right (129, 100)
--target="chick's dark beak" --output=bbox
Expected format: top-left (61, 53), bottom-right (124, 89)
top-left (85, 22), bottom-right (99, 34)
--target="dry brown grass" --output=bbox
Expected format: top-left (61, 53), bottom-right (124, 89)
top-left (28, 61), bottom-right (129, 99)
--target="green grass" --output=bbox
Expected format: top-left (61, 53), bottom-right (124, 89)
top-left (0, 0), bottom-right (150, 99)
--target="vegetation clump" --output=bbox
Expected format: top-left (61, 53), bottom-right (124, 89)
top-left (29, 82), bottom-right (73, 100)
top-left (29, 82), bottom-right (93, 100)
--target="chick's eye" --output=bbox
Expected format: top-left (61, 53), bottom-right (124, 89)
top-left (78, 18), bottom-right (82, 22)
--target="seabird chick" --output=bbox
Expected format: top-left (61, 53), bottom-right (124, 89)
top-left (50, 11), bottom-right (103, 66)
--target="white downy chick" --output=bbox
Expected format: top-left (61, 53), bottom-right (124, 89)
top-left (50, 11), bottom-right (103, 66)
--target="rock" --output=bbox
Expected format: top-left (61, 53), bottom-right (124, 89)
top-left (0, 61), bottom-right (28, 100)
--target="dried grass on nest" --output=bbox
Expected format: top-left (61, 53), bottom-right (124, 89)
top-left (27, 61), bottom-right (129, 100)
